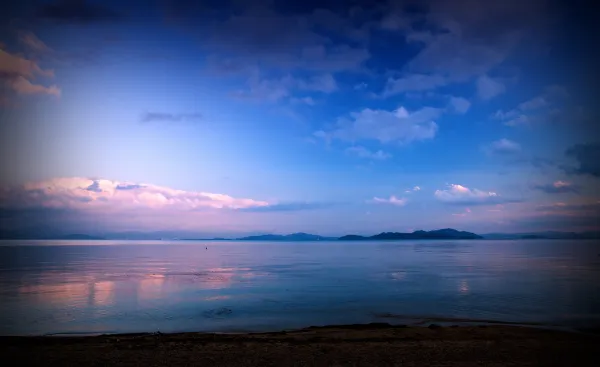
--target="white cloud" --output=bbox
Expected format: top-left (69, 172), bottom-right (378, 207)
top-left (485, 138), bottom-right (521, 155)
top-left (504, 115), bottom-right (530, 126)
top-left (297, 73), bottom-right (337, 93)
top-left (493, 109), bottom-right (519, 120)
top-left (476, 75), bottom-right (506, 100)
top-left (413, 186), bottom-right (421, 191)
top-left (518, 96), bottom-right (547, 111)
top-left (232, 74), bottom-right (293, 102)
top-left (345, 146), bottom-right (391, 160)
top-left (383, 74), bottom-right (447, 97)
top-left (290, 96), bottom-right (316, 105)
top-left (453, 207), bottom-right (472, 217)
top-left (369, 196), bottom-right (407, 206)
top-left (232, 73), bottom-right (336, 103)
top-left (448, 96), bottom-right (471, 114)
top-left (354, 82), bottom-right (368, 90)
top-left (0, 177), bottom-right (270, 211)
top-left (434, 184), bottom-right (512, 206)
top-left (318, 106), bottom-right (440, 145)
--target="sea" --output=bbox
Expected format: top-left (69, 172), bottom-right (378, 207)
top-left (0, 239), bottom-right (599, 336)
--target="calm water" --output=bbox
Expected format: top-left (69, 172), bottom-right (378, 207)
top-left (0, 240), bottom-right (599, 336)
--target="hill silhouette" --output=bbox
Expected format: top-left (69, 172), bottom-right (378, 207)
top-left (339, 229), bottom-right (482, 240)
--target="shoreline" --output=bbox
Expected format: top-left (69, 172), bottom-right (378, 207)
top-left (7, 315), bottom-right (599, 338)
top-left (3, 323), bottom-right (598, 366)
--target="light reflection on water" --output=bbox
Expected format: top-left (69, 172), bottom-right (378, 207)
top-left (0, 239), bottom-right (599, 335)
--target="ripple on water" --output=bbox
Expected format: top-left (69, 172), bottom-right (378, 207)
top-left (203, 307), bottom-right (233, 319)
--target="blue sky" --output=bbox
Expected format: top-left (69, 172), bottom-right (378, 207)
top-left (0, 0), bottom-right (599, 236)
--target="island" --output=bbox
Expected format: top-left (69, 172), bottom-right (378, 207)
top-left (236, 232), bottom-right (336, 241)
top-left (339, 229), bottom-right (482, 240)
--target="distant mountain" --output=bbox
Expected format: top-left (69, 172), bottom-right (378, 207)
top-left (61, 234), bottom-right (105, 240)
top-left (0, 230), bottom-right (105, 240)
top-left (482, 231), bottom-right (600, 240)
top-left (236, 232), bottom-right (336, 241)
top-left (339, 228), bottom-right (482, 241)
top-left (180, 237), bottom-right (230, 241)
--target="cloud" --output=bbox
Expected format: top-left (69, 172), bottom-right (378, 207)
top-left (35, 0), bottom-right (121, 24)
top-left (518, 96), bottom-right (548, 111)
top-left (345, 146), bottom-right (391, 160)
top-left (391, 0), bottom-right (542, 89)
top-left (18, 31), bottom-right (53, 53)
top-left (240, 202), bottom-right (334, 212)
top-left (493, 85), bottom-right (567, 127)
top-left (528, 201), bottom-right (600, 230)
top-left (493, 109), bottom-right (520, 120)
top-left (383, 74), bottom-right (447, 97)
top-left (564, 142), bottom-right (600, 178)
top-left (503, 115), bottom-right (530, 127)
top-left (1, 46), bottom-right (59, 98)
top-left (232, 73), bottom-right (336, 103)
top-left (485, 138), bottom-right (521, 155)
top-left (0, 177), bottom-right (270, 212)
top-left (115, 183), bottom-right (145, 190)
top-left (0, 48), bottom-right (54, 79)
top-left (448, 96), bottom-right (471, 114)
top-left (199, 5), bottom-right (370, 74)
top-left (232, 74), bottom-right (293, 102)
top-left (140, 112), bottom-right (203, 123)
top-left (405, 186), bottom-right (422, 193)
top-left (354, 82), bottom-right (368, 90)
top-left (317, 106), bottom-right (440, 145)
top-left (434, 184), bottom-right (519, 206)
top-left (452, 207), bottom-right (472, 217)
top-left (405, 29), bottom-right (509, 83)
top-left (476, 75), bottom-right (505, 100)
top-left (290, 96), bottom-right (316, 106)
top-left (532, 181), bottom-right (580, 194)
top-left (535, 201), bottom-right (600, 214)
top-left (6, 76), bottom-right (61, 96)
top-left (369, 196), bottom-right (407, 206)
top-left (297, 73), bottom-right (337, 93)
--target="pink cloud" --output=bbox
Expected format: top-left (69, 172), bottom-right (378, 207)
top-left (8, 76), bottom-right (61, 96)
top-left (0, 48), bottom-right (54, 79)
top-left (434, 184), bottom-right (517, 206)
top-left (1, 177), bottom-right (270, 211)
top-left (369, 195), bottom-right (407, 206)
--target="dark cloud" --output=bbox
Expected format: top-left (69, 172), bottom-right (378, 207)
top-left (163, 0), bottom-right (372, 74)
top-left (35, 0), bottom-right (121, 24)
top-left (535, 202), bottom-right (600, 213)
top-left (85, 180), bottom-right (102, 192)
top-left (532, 182), bottom-right (580, 194)
top-left (140, 112), bottom-right (203, 123)
top-left (528, 202), bottom-right (600, 231)
top-left (116, 183), bottom-right (144, 190)
top-left (442, 197), bottom-right (522, 207)
top-left (564, 142), bottom-right (600, 178)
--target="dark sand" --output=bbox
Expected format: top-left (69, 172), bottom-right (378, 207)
top-left (2, 324), bottom-right (598, 366)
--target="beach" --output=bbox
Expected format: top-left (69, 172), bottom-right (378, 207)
top-left (2, 324), bottom-right (598, 366)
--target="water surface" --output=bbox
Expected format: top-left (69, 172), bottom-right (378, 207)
top-left (0, 240), bottom-right (599, 335)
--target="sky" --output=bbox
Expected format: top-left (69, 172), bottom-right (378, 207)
top-left (0, 0), bottom-right (599, 237)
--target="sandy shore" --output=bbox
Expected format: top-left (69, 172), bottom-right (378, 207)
top-left (2, 323), bottom-right (598, 366)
